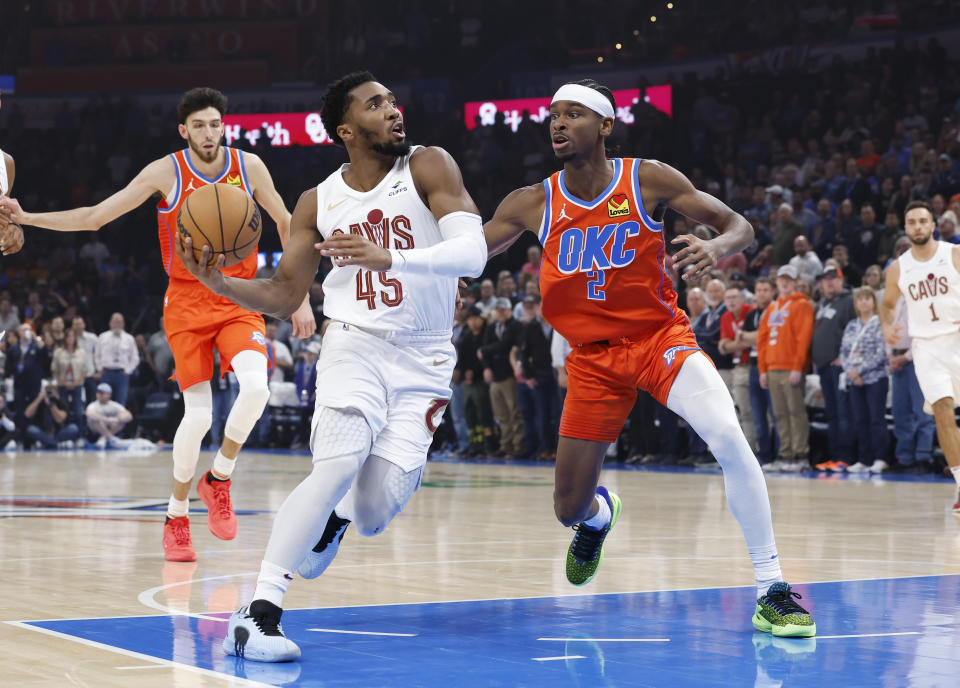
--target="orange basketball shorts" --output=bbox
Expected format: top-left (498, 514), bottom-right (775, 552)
top-left (559, 320), bottom-right (702, 443)
top-left (163, 281), bottom-right (267, 391)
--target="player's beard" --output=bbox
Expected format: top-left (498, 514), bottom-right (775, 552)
top-left (188, 136), bottom-right (220, 164)
top-left (359, 124), bottom-right (410, 157)
top-left (370, 139), bottom-right (411, 157)
top-left (909, 232), bottom-right (931, 245)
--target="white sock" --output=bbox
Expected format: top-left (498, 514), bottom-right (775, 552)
top-left (581, 493), bottom-right (611, 530)
top-left (951, 466), bottom-right (960, 486)
top-left (167, 495), bottom-right (189, 519)
top-left (750, 543), bottom-right (783, 598)
top-left (252, 560), bottom-right (294, 608)
top-left (212, 451), bottom-right (236, 480)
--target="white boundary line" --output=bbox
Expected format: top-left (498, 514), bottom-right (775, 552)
top-left (539, 637), bottom-right (669, 642)
top-left (307, 628), bottom-right (418, 637)
top-left (817, 632), bottom-right (922, 639)
top-left (6, 621), bottom-right (275, 688)
top-left (533, 655), bottom-right (585, 661)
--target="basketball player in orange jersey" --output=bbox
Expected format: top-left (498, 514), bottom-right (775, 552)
top-left (0, 90), bottom-right (24, 256)
top-left (0, 88), bottom-right (316, 562)
top-left (482, 80), bottom-right (815, 638)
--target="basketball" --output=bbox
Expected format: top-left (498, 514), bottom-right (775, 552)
top-left (176, 182), bottom-right (261, 267)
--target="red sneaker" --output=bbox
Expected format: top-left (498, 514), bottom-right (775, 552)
top-left (197, 471), bottom-right (238, 540)
top-left (162, 516), bottom-right (197, 562)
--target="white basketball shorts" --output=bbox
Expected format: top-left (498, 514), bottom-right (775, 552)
top-left (912, 331), bottom-right (960, 414)
top-left (311, 321), bottom-right (455, 471)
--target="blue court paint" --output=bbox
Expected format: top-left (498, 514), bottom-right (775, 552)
top-left (20, 575), bottom-right (960, 687)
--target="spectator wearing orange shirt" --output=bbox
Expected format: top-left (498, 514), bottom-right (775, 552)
top-left (758, 265), bottom-right (814, 471)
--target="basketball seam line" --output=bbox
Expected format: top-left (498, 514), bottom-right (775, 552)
top-left (184, 195), bottom-right (218, 261)
top-left (214, 183), bottom-right (225, 260)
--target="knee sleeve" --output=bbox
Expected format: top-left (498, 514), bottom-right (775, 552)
top-left (172, 383), bottom-right (213, 483)
top-left (224, 350), bottom-right (270, 443)
top-left (345, 455), bottom-right (422, 536)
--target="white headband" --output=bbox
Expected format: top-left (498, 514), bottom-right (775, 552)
top-left (550, 84), bottom-right (616, 119)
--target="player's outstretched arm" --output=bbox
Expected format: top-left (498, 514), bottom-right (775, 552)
top-left (0, 157), bottom-right (171, 232)
top-left (243, 152), bottom-right (315, 338)
top-left (319, 146), bottom-right (487, 277)
top-left (0, 151), bottom-right (24, 255)
top-left (483, 185), bottom-right (543, 258)
top-left (879, 261), bottom-right (902, 345)
top-left (176, 188), bottom-right (322, 320)
top-left (640, 160), bottom-right (753, 281)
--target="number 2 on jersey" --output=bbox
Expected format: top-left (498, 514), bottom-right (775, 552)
top-left (356, 270), bottom-right (403, 310)
top-left (586, 269), bottom-right (607, 301)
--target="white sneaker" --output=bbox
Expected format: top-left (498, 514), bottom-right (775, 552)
top-left (761, 460), bottom-right (785, 472)
top-left (4, 439), bottom-right (17, 452)
top-left (297, 512), bottom-right (350, 579)
top-left (846, 462), bottom-right (869, 472)
top-left (95, 436), bottom-right (107, 449)
top-left (780, 459), bottom-right (804, 473)
top-left (869, 460), bottom-right (888, 473)
top-left (222, 601), bottom-right (300, 662)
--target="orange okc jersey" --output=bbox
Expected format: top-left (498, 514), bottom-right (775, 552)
top-left (539, 157), bottom-right (683, 345)
top-left (157, 146), bottom-right (258, 281)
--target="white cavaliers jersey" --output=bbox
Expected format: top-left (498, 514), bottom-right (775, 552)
top-left (897, 240), bottom-right (960, 339)
top-left (314, 146), bottom-right (456, 334)
top-left (0, 147), bottom-right (8, 195)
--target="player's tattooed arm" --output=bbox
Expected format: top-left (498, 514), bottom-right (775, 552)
top-left (483, 184), bottom-right (544, 258)
top-left (0, 157), bottom-right (172, 232)
top-left (176, 188), bottom-right (323, 320)
top-left (639, 160), bottom-right (753, 281)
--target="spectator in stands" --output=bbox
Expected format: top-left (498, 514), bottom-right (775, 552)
top-left (832, 244), bottom-right (862, 287)
top-left (851, 204), bottom-right (881, 268)
top-left (265, 320), bottom-right (293, 382)
top-left (685, 286), bottom-right (707, 323)
top-left (456, 305), bottom-right (492, 456)
top-left (520, 245), bottom-right (542, 278)
top-left (772, 203), bottom-right (806, 265)
top-left (788, 235), bottom-right (823, 283)
top-left (51, 328), bottom-right (88, 424)
top-left (72, 316), bottom-right (100, 405)
top-left (758, 265), bottom-right (814, 471)
top-left (938, 210), bottom-right (959, 244)
top-left (0, 397), bottom-right (16, 450)
top-left (24, 383), bottom-right (81, 449)
top-left (94, 312), bottom-right (138, 407)
top-left (5, 323), bottom-right (50, 447)
top-left (85, 382), bottom-right (133, 448)
top-left (840, 288), bottom-right (889, 473)
top-left (738, 277), bottom-right (778, 465)
top-left (694, 278), bottom-right (732, 387)
top-left (719, 286), bottom-right (756, 451)
top-left (0, 295), bottom-right (20, 332)
top-left (811, 198), bottom-right (837, 259)
top-left (479, 297), bottom-right (524, 457)
top-left (476, 279), bottom-right (497, 315)
top-left (513, 295), bottom-right (556, 459)
top-left (811, 265), bottom-right (856, 470)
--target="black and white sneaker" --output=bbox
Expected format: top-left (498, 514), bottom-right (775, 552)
top-left (297, 511), bottom-right (350, 579)
top-left (222, 600), bottom-right (300, 662)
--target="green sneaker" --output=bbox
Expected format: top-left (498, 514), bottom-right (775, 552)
top-left (565, 486), bottom-right (621, 586)
top-left (752, 582), bottom-right (816, 637)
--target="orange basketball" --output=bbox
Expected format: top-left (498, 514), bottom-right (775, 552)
top-left (176, 183), bottom-right (261, 267)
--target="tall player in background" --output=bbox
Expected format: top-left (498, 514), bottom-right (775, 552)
top-left (177, 71), bottom-right (487, 661)
top-left (0, 88), bottom-right (316, 561)
top-left (0, 90), bottom-right (25, 256)
top-left (482, 80), bottom-right (816, 638)
top-left (881, 200), bottom-right (960, 512)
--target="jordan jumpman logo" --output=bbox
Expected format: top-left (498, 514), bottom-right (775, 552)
top-left (556, 203), bottom-right (572, 224)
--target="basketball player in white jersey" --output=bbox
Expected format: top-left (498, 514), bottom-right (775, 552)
top-left (0, 88), bottom-right (316, 561)
top-left (176, 71), bottom-right (487, 661)
top-left (0, 91), bottom-right (24, 256)
top-left (880, 200), bottom-right (960, 512)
